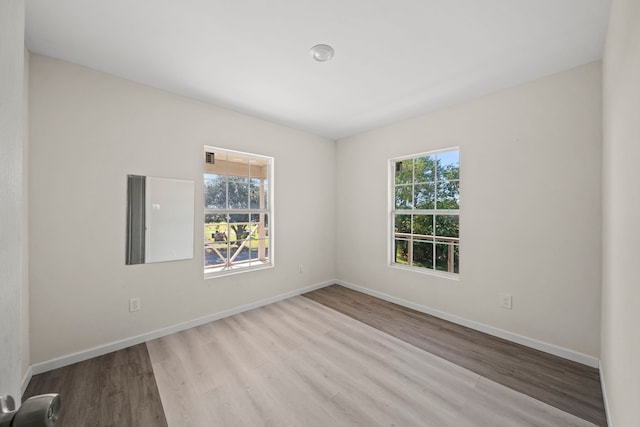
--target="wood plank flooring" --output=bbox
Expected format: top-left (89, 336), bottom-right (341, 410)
top-left (23, 284), bottom-right (606, 426)
top-left (148, 295), bottom-right (598, 427)
top-left (304, 285), bottom-right (607, 427)
top-left (23, 343), bottom-right (167, 427)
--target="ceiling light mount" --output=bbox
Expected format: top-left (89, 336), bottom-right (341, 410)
top-left (310, 44), bottom-right (334, 62)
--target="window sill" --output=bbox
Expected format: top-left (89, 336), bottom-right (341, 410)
top-left (204, 262), bottom-right (273, 279)
top-left (389, 263), bottom-right (460, 281)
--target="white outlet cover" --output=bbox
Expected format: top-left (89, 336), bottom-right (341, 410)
top-left (129, 298), bottom-right (141, 312)
top-left (499, 293), bottom-right (513, 309)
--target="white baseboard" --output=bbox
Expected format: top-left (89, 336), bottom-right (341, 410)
top-left (30, 280), bottom-right (333, 376)
top-left (599, 360), bottom-right (614, 427)
top-left (335, 279), bottom-right (601, 369)
top-left (29, 278), bottom-right (600, 378)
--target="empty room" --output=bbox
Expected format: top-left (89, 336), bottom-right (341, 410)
top-left (1, 0), bottom-right (638, 426)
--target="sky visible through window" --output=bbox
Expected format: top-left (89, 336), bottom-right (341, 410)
top-left (392, 148), bottom-right (459, 274)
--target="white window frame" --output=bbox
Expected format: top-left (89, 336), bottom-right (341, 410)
top-left (203, 146), bottom-right (274, 278)
top-left (389, 147), bottom-right (460, 279)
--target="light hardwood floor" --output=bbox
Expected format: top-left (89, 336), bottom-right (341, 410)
top-left (147, 296), bottom-right (598, 427)
top-left (305, 285), bottom-right (606, 426)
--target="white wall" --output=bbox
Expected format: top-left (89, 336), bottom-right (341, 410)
top-left (21, 48), bottom-right (30, 389)
top-left (601, 0), bottom-right (640, 425)
top-left (26, 51), bottom-right (606, 375)
top-left (0, 0), bottom-right (28, 399)
top-left (28, 54), bottom-right (336, 364)
top-left (336, 62), bottom-right (602, 359)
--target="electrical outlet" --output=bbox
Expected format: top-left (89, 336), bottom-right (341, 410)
top-left (298, 264), bottom-right (304, 274)
top-left (129, 297), bottom-right (141, 312)
top-left (499, 293), bottom-right (513, 309)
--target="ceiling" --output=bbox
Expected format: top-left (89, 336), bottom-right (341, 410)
top-left (25, 0), bottom-right (611, 140)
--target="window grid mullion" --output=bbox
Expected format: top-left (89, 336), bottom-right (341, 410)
top-left (247, 159), bottom-right (251, 210)
top-left (204, 147), bottom-right (273, 276)
top-left (390, 148), bottom-right (459, 275)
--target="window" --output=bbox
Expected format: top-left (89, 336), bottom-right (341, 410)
top-left (391, 148), bottom-right (459, 275)
top-left (204, 147), bottom-right (273, 277)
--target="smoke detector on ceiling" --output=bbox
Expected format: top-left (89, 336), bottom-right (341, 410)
top-left (310, 44), bottom-right (334, 62)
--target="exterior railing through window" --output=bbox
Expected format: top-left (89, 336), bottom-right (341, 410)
top-left (393, 233), bottom-right (458, 273)
top-left (204, 221), bottom-right (270, 272)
